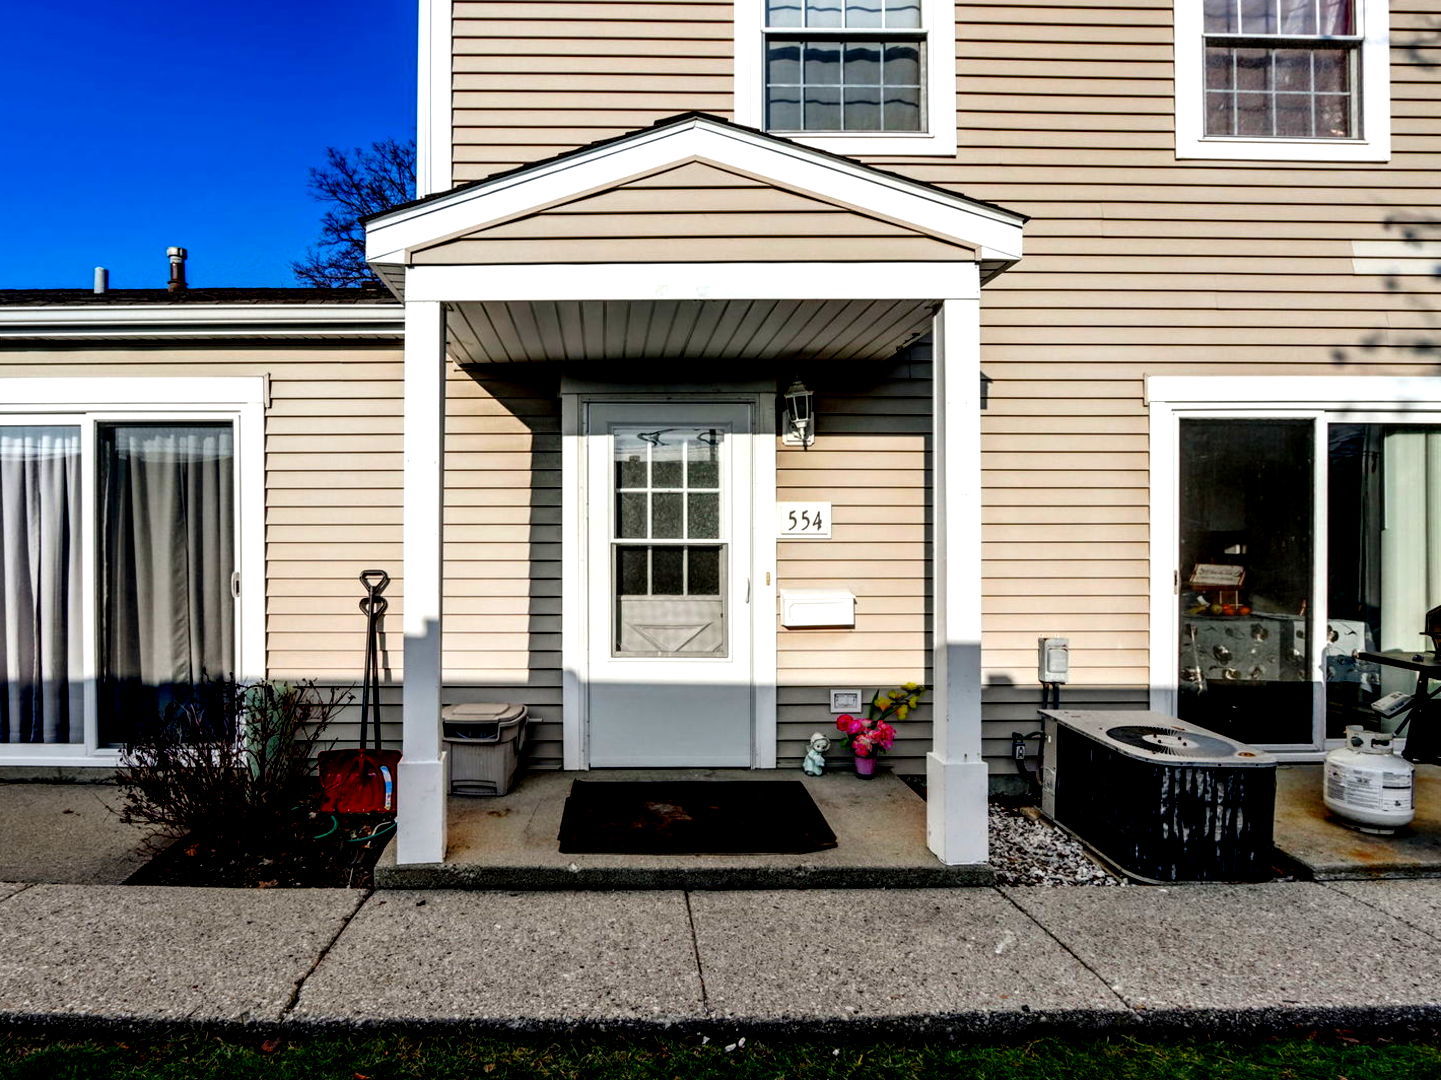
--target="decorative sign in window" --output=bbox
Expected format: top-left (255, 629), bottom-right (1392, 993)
top-left (778, 501), bottom-right (831, 539)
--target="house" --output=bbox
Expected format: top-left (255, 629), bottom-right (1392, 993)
top-left (2, 0), bottom-right (1437, 871)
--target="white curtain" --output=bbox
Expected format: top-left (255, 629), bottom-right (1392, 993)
top-left (1380, 431), bottom-right (1441, 654)
top-left (97, 423), bottom-right (234, 746)
top-left (0, 427), bottom-right (83, 744)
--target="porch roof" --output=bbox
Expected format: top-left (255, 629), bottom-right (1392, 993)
top-left (367, 114), bottom-right (1026, 365)
top-left (366, 113), bottom-right (1026, 294)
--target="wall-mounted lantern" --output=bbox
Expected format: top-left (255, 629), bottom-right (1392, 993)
top-left (782, 376), bottom-right (815, 448)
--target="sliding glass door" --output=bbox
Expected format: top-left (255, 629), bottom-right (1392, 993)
top-left (1175, 412), bottom-right (1441, 751)
top-left (0, 426), bottom-right (83, 745)
top-left (0, 415), bottom-right (237, 752)
top-left (96, 423), bottom-right (235, 746)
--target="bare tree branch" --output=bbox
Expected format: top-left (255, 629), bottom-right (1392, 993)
top-left (292, 138), bottom-right (416, 288)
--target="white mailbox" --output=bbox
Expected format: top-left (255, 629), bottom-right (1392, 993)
top-left (780, 588), bottom-right (856, 629)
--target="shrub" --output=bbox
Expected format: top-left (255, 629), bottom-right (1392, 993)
top-left (117, 678), bottom-right (351, 849)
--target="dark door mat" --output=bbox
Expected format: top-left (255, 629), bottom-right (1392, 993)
top-left (557, 780), bottom-right (838, 855)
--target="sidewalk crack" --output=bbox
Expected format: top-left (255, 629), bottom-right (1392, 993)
top-left (282, 888), bottom-right (371, 1017)
top-left (683, 891), bottom-right (711, 1014)
top-left (995, 887), bottom-right (1136, 1014)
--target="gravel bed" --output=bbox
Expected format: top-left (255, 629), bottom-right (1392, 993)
top-left (988, 803), bottom-right (1128, 887)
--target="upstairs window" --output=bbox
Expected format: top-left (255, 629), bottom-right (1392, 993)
top-left (1174, 0), bottom-right (1390, 161)
top-left (735, 0), bottom-right (957, 155)
top-left (764, 0), bottom-right (925, 133)
top-left (1202, 0), bottom-right (1358, 139)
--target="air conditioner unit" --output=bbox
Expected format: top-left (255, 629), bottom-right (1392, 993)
top-left (1039, 709), bottom-right (1277, 883)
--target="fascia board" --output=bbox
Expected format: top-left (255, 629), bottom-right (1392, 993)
top-left (366, 118), bottom-right (1024, 262)
top-left (0, 304), bottom-right (404, 338)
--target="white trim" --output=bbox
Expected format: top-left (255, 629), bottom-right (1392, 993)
top-left (367, 117), bottom-right (1022, 264)
top-left (1147, 375), bottom-right (1441, 408)
top-left (927, 289), bottom-right (988, 866)
top-left (1173, 0), bottom-right (1392, 162)
top-left (1146, 375), bottom-right (1441, 748)
top-left (397, 301), bottom-right (448, 864)
top-left (417, 0), bottom-right (453, 197)
top-left (733, 0), bottom-right (958, 156)
top-left (752, 399), bottom-right (779, 770)
top-left (0, 377), bottom-right (265, 765)
top-left (0, 304), bottom-right (402, 339)
top-left (4, 377), bottom-right (266, 407)
top-left (406, 263), bottom-right (982, 303)
top-left (560, 392), bottom-right (587, 770)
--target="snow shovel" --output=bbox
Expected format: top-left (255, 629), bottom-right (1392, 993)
top-left (319, 569), bottom-right (402, 814)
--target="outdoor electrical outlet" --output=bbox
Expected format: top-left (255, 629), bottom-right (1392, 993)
top-left (1012, 733), bottom-right (1028, 761)
top-left (1038, 636), bottom-right (1070, 683)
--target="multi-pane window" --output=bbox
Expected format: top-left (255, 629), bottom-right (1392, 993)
top-left (612, 426), bottom-right (727, 657)
top-left (1203, 0), bottom-right (1360, 138)
top-left (764, 0), bottom-right (924, 132)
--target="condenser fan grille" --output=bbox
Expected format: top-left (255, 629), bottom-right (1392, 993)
top-left (1105, 725), bottom-right (1239, 759)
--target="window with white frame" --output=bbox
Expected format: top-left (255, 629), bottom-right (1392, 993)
top-left (1173, 0), bottom-right (1391, 161)
top-left (735, 0), bottom-right (957, 155)
top-left (0, 380), bottom-right (262, 761)
top-left (764, 0), bottom-right (925, 132)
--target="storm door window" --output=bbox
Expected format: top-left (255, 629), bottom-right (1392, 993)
top-left (97, 423), bottom-right (235, 746)
top-left (612, 426), bottom-right (727, 657)
top-left (0, 426), bottom-right (83, 745)
top-left (1202, 0), bottom-right (1360, 138)
top-left (764, 0), bottom-right (924, 131)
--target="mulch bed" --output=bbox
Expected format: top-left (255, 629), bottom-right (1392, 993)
top-left (125, 816), bottom-right (393, 889)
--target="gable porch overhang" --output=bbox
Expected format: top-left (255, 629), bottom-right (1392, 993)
top-left (369, 115), bottom-right (1024, 873)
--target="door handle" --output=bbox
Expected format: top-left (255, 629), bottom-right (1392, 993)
top-left (745, 577), bottom-right (752, 604)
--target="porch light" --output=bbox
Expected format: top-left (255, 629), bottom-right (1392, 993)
top-left (782, 376), bottom-right (815, 448)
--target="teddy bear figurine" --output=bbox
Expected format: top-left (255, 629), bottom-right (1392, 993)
top-left (802, 731), bottom-right (831, 776)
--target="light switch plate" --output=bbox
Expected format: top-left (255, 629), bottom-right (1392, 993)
top-left (830, 689), bottom-right (863, 713)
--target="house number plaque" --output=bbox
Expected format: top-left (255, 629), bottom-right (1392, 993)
top-left (777, 501), bottom-right (831, 539)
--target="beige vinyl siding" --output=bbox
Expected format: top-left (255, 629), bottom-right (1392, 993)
top-left (414, 162), bottom-right (974, 264)
top-left (775, 349), bottom-right (934, 773)
top-left (443, 366), bottom-right (566, 768)
top-left (451, 1), bottom-right (734, 180)
top-left (443, 0), bottom-right (1441, 777)
top-left (0, 344), bottom-right (407, 751)
top-left (0, 344), bottom-right (565, 764)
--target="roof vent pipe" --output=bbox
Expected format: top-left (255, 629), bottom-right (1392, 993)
top-left (93, 267), bottom-right (108, 294)
top-left (167, 246), bottom-right (188, 292)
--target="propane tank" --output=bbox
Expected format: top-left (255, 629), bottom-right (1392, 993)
top-left (1324, 725), bottom-right (1415, 833)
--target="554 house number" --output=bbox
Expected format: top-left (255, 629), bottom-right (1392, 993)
top-left (777, 502), bottom-right (831, 539)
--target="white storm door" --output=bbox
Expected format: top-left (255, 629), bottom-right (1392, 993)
top-left (585, 402), bottom-right (754, 766)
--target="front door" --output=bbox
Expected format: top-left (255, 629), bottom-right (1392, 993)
top-left (585, 402), bottom-right (754, 766)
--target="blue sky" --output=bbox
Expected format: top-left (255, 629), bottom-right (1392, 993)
top-left (0, 1), bottom-right (417, 289)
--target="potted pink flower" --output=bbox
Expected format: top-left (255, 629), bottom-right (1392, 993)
top-left (834, 682), bottom-right (925, 778)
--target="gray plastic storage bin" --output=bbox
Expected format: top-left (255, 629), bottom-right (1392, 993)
top-left (442, 702), bottom-right (529, 796)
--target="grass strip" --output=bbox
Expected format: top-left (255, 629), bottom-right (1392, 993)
top-left (4, 1031), bottom-right (1441, 1080)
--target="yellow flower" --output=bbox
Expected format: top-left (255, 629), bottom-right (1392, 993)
top-left (896, 705), bottom-right (909, 720)
top-left (902, 681), bottom-right (918, 691)
top-left (874, 695), bottom-right (892, 710)
top-left (908, 695), bottom-right (919, 709)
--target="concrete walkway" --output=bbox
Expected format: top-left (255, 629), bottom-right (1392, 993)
top-left (4, 878), bottom-right (1441, 1037)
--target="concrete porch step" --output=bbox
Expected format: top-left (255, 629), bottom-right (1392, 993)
top-left (375, 769), bottom-right (993, 890)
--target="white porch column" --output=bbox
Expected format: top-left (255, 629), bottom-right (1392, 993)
top-left (397, 299), bottom-right (448, 865)
top-left (927, 292), bottom-right (989, 866)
